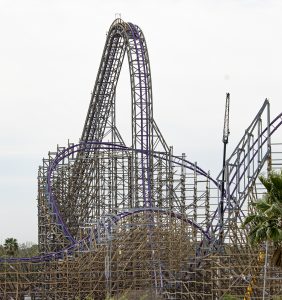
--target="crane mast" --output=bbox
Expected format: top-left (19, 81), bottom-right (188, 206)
top-left (219, 92), bottom-right (230, 245)
top-left (223, 93), bottom-right (230, 144)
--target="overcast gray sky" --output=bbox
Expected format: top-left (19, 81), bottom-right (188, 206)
top-left (0, 0), bottom-right (282, 244)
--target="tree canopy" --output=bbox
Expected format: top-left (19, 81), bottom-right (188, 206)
top-left (243, 170), bottom-right (282, 267)
top-left (3, 238), bottom-right (19, 257)
top-left (0, 239), bottom-right (38, 258)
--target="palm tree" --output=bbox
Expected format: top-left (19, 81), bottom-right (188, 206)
top-left (0, 245), bottom-right (5, 256)
top-left (243, 170), bottom-right (282, 267)
top-left (4, 237), bottom-right (19, 257)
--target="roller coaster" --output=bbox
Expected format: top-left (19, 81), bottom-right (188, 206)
top-left (0, 18), bottom-right (282, 299)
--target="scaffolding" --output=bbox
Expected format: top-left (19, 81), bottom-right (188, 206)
top-left (0, 18), bottom-right (282, 299)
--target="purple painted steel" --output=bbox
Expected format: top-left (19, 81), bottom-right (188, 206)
top-left (46, 141), bottom-right (215, 244)
top-left (0, 141), bottom-right (213, 263)
top-left (0, 207), bottom-right (210, 264)
top-left (127, 22), bottom-right (152, 207)
top-left (2, 18), bottom-right (281, 269)
top-left (114, 208), bottom-right (211, 239)
top-left (228, 113), bottom-right (282, 199)
top-left (210, 112), bottom-right (282, 237)
top-left (81, 20), bottom-right (154, 210)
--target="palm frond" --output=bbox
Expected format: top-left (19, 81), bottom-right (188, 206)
top-left (259, 175), bottom-right (272, 193)
top-left (242, 214), bottom-right (256, 228)
top-left (244, 170), bottom-right (282, 257)
top-left (266, 227), bottom-right (281, 242)
top-left (269, 172), bottom-right (282, 190)
top-left (255, 200), bottom-right (271, 212)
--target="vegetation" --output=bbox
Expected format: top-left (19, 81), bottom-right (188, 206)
top-left (0, 238), bottom-right (38, 258)
top-left (17, 242), bottom-right (38, 257)
top-left (0, 244), bottom-right (5, 256)
top-left (3, 238), bottom-right (19, 256)
top-left (242, 170), bottom-right (282, 267)
top-left (222, 294), bottom-right (239, 300)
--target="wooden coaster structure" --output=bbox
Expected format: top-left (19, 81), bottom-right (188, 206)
top-left (0, 18), bottom-right (282, 299)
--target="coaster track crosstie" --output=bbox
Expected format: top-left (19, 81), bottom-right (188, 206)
top-left (1, 18), bottom-right (282, 299)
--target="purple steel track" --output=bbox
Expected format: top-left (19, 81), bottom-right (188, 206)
top-left (210, 112), bottom-right (282, 237)
top-left (0, 142), bottom-right (215, 263)
top-left (128, 22), bottom-right (151, 207)
top-left (2, 18), bottom-right (282, 266)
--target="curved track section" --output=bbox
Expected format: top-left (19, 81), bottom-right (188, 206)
top-left (45, 142), bottom-right (214, 244)
top-left (1, 19), bottom-right (216, 264)
top-left (2, 18), bottom-right (282, 299)
top-left (80, 19), bottom-right (155, 208)
top-left (212, 102), bottom-right (282, 242)
top-left (63, 19), bottom-right (171, 239)
top-left (0, 141), bottom-right (214, 263)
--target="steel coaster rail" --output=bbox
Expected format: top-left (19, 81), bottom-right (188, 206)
top-left (127, 22), bottom-right (152, 207)
top-left (128, 22), bottom-right (172, 290)
top-left (210, 111), bottom-right (282, 242)
top-left (227, 113), bottom-right (282, 199)
top-left (66, 19), bottom-right (158, 237)
top-left (194, 112), bottom-right (282, 266)
top-left (217, 99), bottom-right (269, 181)
top-left (46, 141), bottom-right (217, 243)
top-left (0, 141), bottom-right (214, 263)
top-left (0, 207), bottom-right (210, 264)
top-left (67, 20), bottom-right (130, 238)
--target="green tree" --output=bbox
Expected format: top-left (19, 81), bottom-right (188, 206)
top-left (4, 238), bottom-right (19, 257)
top-left (0, 244), bottom-right (5, 256)
top-left (242, 171), bottom-right (282, 267)
top-left (18, 242), bottom-right (39, 257)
